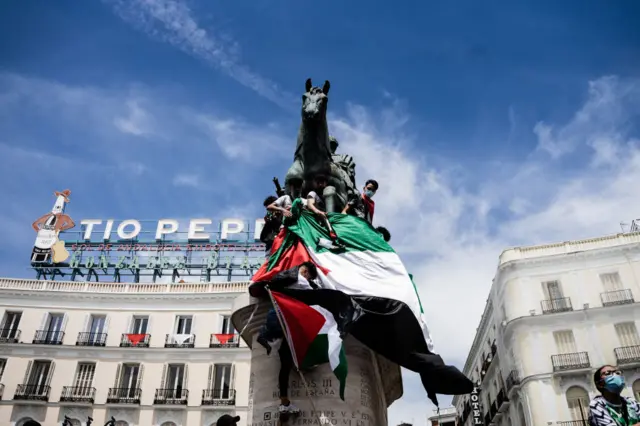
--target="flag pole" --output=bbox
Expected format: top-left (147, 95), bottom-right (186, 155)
top-left (265, 287), bottom-right (328, 425)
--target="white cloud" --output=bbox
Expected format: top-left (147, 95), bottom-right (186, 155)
top-left (103, 0), bottom-right (295, 108)
top-left (172, 173), bottom-right (201, 188)
top-left (113, 99), bottom-right (155, 136)
top-left (327, 75), bottom-right (640, 423)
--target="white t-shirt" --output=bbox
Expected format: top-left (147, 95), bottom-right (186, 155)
top-left (306, 191), bottom-right (325, 211)
top-left (273, 195), bottom-right (292, 210)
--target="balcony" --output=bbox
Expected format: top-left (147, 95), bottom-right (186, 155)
top-left (0, 329), bottom-right (21, 343)
top-left (557, 421), bottom-right (587, 426)
top-left (541, 297), bottom-right (573, 314)
top-left (615, 345), bottom-right (640, 365)
top-left (154, 388), bottom-right (189, 405)
top-left (600, 289), bottom-right (634, 307)
top-left (106, 387), bottom-right (141, 404)
top-left (119, 333), bottom-right (150, 348)
top-left (32, 330), bottom-right (64, 345)
top-left (76, 332), bottom-right (107, 347)
top-left (552, 352), bottom-right (591, 372)
top-left (210, 333), bottom-right (240, 348)
top-left (506, 370), bottom-right (521, 392)
top-left (164, 334), bottom-right (195, 348)
top-left (201, 389), bottom-right (236, 406)
top-left (60, 386), bottom-right (96, 404)
top-left (14, 384), bottom-right (51, 402)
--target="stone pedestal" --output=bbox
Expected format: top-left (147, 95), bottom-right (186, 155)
top-left (232, 299), bottom-right (403, 426)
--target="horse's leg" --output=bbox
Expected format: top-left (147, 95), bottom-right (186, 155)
top-left (284, 159), bottom-right (304, 198)
top-left (323, 186), bottom-right (338, 213)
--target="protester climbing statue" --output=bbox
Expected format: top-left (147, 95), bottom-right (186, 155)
top-left (285, 79), bottom-right (355, 213)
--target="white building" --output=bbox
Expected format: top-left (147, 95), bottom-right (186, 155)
top-left (0, 278), bottom-right (251, 426)
top-left (453, 231), bottom-right (640, 426)
top-left (427, 407), bottom-right (456, 426)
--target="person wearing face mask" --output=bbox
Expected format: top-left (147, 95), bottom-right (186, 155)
top-left (588, 365), bottom-right (640, 425)
top-left (342, 179), bottom-right (378, 224)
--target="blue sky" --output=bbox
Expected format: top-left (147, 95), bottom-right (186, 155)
top-left (1, 0), bottom-right (640, 423)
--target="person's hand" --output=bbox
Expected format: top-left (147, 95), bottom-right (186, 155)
top-left (282, 210), bottom-right (293, 217)
top-left (317, 211), bottom-right (327, 218)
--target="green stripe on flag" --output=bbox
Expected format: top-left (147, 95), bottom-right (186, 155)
top-left (409, 274), bottom-right (424, 314)
top-left (302, 334), bottom-right (347, 400)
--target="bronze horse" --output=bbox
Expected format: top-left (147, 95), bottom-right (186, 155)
top-left (284, 79), bottom-right (354, 213)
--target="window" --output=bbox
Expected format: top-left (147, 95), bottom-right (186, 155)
top-left (209, 364), bottom-right (234, 398)
top-left (542, 280), bottom-right (564, 300)
top-left (24, 360), bottom-right (54, 394)
top-left (615, 322), bottom-right (640, 347)
top-left (130, 316), bottom-right (149, 334)
top-left (116, 364), bottom-right (143, 390)
top-left (566, 386), bottom-right (589, 422)
top-left (73, 363), bottom-right (95, 392)
top-left (174, 316), bottom-right (192, 334)
top-left (601, 273), bottom-right (623, 292)
top-left (46, 313), bottom-right (65, 332)
top-left (553, 330), bottom-right (577, 354)
top-left (633, 379), bottom-right (640, 402)
top-left (162, 364), bottom-right (188, 390)
top-left (221, 316), bottom-right (234, 334)
top-left (89, 315), bottom-right (106, 335)
top-left (0, 311), bottom-right (22, 339)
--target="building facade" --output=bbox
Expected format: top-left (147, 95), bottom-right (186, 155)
top-left (0, 278), bottom-right (251, 426)
top-left (454, 231), bottom-right (640, 426)
top-left (427, 407), bottom-right (456, 425)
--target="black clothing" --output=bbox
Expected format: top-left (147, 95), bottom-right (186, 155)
top-left (278, 340), bottom-right (294, 398)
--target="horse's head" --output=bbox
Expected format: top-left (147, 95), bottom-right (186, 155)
top-left (302, 78), bottom-right (330, 122)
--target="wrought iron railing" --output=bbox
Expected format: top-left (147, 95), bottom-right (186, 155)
top-left (506, 370), bottom-right (521, 391)
top-left (76, 332), bottom-right (107, 347)
top-left (14, 384), bottom-right (51, 401)
top-left (614, 345), bottom-right (640, 364)
top-left (119, 333), bottom-right (150, 347)
top-left (541, 297), bottom-right (573, 314)
top-left (0, 328), bottom-right (21, 343)
top-left (154, 388), bottom-right (189, 405)
top-left (209, 333), bottom-right (240, 348)
top-left (201, 388), bottom-right (236, 405)
top-left (60, 386), bottom-right (96, 403)
top-left (164, 334), bottom-right (195, 348)
top-left (557, 421), bottom-right (587, 426)
top-left (551, 352), bottom-right (590, 372)
top-left (600, 289), bottom-right (634, 306)
top-left (106, 387), bottom-right (141, 404)
top-left (32, 330), bottom-right (64, 345)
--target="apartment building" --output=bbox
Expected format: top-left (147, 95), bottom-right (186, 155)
top-left (0, 278), bottom-right (250, 426)
top-left (453, 231), bottom-right (640, 426)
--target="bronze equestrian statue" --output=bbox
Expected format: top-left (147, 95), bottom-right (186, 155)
top-left (284, 79), bottom-right (357, 213)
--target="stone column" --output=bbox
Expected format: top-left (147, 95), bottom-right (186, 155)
top-left (232, 299), bottom-right (403, 426)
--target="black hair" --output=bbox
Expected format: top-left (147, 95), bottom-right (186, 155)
top-left (263, 195), bottom-right (277, 207)
top-left (365, 179), bottom-right (379, 191)
top-left (299, 261), bottom-right (318, 280)
top-left (593, 365), bottom-right (608, 388)
top-left (24, 421), bottom-right (42, 426)
top-left (376, 226), bottom-right (391, 242)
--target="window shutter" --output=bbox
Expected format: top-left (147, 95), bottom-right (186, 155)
top-left (23, 360), bottom-right (33, 384)
top-left (62, 313), bottom-right (69, 331)
top-left (0, 312), bottom-right (6, 330)
top-left (113, 364), bottom-right (122, 388)
top-left (207, 364), bottom-right (213, 389)
top-left (45, 361), bottom-right (56, 386)
top-left (136, 364), bottom-right (144, 389)
top-left (104, 315), bottom-right (111, 335)
top-left (183, 364), bottom-right (189, 388)
top-left (230, 364), bottom-right (236, 389)
top-left (82, 315), bottom-right (90, 333)
top-left (160, 364), bottom-right (167, 389)
top-left (146, 316), bottom-right (152, 336)
top-left (40, 312), bottom-right (50, 330)
top-left (126, 316), bottom-right (133, 334)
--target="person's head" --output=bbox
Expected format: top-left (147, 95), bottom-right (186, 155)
top-left (264, 195), bottom-right (277, 207)
top-left (216, 415), bottom-right (240, 426)
top-left (376, 226), bottom-right (391, 242)
top-left (23, 421), bottom-right (42, 426)
top-left (363, 179), bottom-right (379, 199)
top-left (299, 261), bottom-right (318, 281)
top-left (329, 136), bottom-right (339, 154)
top-left (313, 175), bottom-right (328, 192)
top-left (594, 365), bottom-right (625, 395)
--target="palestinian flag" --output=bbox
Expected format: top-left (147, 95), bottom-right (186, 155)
top-left (271, 290), bottom-right (347, 400)
top-left (250, 199), bottom-right (473, 405)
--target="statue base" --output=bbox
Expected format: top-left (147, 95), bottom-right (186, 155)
top-left (232, 301), bottom-right (403, 426)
